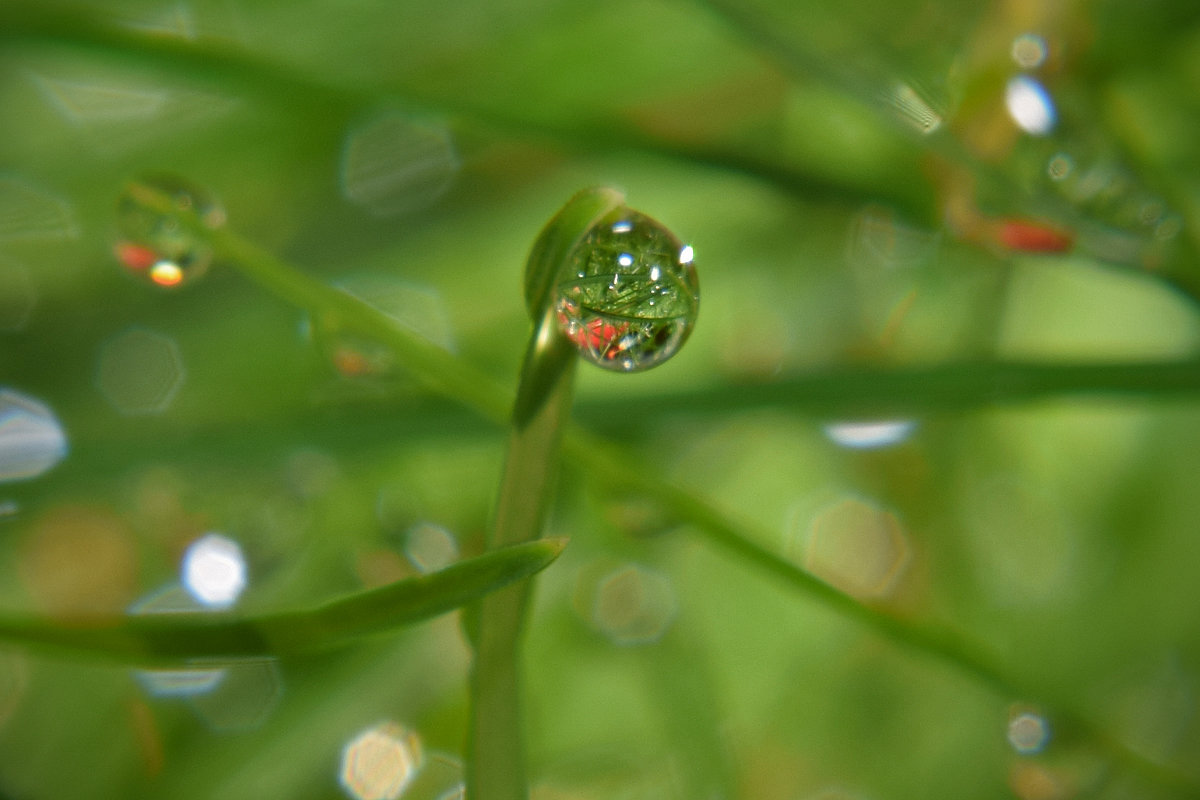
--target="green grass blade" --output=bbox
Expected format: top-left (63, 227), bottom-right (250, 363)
top-left (0, 539), bottom-right (565, 665)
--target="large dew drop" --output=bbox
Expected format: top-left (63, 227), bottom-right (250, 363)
top-left (555, 210), bottom-right (698, 372)
top-left (115, 175), bottom-right (225, 289)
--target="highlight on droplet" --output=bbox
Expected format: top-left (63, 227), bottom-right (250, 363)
top-left (181, 532), bottom-right (247, 609)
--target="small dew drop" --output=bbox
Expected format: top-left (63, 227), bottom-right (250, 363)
top-left (115, 175), bottom-right (224, 289)
top-left (554, 209), bottom-right (698, 373)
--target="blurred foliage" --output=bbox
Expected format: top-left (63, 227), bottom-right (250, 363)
top-left (1, 0), bottom-right (1200, 798)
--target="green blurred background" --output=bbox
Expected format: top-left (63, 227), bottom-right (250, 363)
top-left (2, 0), bottom-right (1200, 798)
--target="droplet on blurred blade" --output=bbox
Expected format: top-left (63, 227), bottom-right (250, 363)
top-left (1005, 76), bottom-right (1056, 136)
top-left (340, 721), bottom-right (425, 800)
top-left (182, 532), bottom-right (247, 609)
top-left (115, 175), bottom-right (225, 288)
top-left (341, 113), bottom-right (459, 217)
top-left (0, 388), bottom-right (68, 483)
top-left (556, 211), bottom-right (698, 372)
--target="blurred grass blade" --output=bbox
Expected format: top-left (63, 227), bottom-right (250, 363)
top-left (0, 539), bottom-right (565, 664)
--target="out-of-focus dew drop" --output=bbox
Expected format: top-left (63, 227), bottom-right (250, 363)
top-left (791, 496), bottom-right (911, 600)
top-left (1011, 33), bottom-right (1049, 69)
top-left (340, 112), bottom-right (459, 217)
top-left (115, 175), bottom-right (225, 288)
top-left (823, 420), bottom-right (917, 450)
top-left (403, 522), bottom-right (459, 573)
top-left (19, 504), bottom-right (138, 614)
top-left (1047, 153), bottom-right (1073, 181)
top-left (187, 658), bottom-right (282, 732)
top-left (1007, 707), bottom-right (1051, 755)
top-left (0, 176), bottom-right (79, 242)
top-left (340, 721), bottom-right (425, 800)
top-left (1006, 76), bottom-right (1056, 136)
top-left (0, 388), bottom-right (68, 482)
top-left (181, 532), bottom-right (247, 609)
top-left (581, 563), bottom-right (678, 646)
top-left (0, 259), bottom-right (37, 331)
top-left (96, 327), bottom-right (186, 415)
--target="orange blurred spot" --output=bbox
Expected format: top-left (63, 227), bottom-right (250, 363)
top-left (995, 219), bottom-right (1074, 253)
top-left (115, 241), bottom-right (158, 272)
top-left (20, 505), bottom-right (138, 615)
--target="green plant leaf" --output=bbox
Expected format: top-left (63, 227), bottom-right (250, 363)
top-left (0, 539), bottom-right (565, 664)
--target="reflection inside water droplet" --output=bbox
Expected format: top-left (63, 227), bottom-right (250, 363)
top-left (555, 209), bottom-right (698, 373)
top-left (0, 388), bottom-right (68, 483)
top-left (115, 175), bottom-right (225, 288)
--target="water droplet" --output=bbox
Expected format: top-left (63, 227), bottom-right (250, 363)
top-left (0, 388), bottom-right (68, 482)
top-left (555, 210), bottom-right (698, 372)
top-left (115, 175), bottom-right (225, 288)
